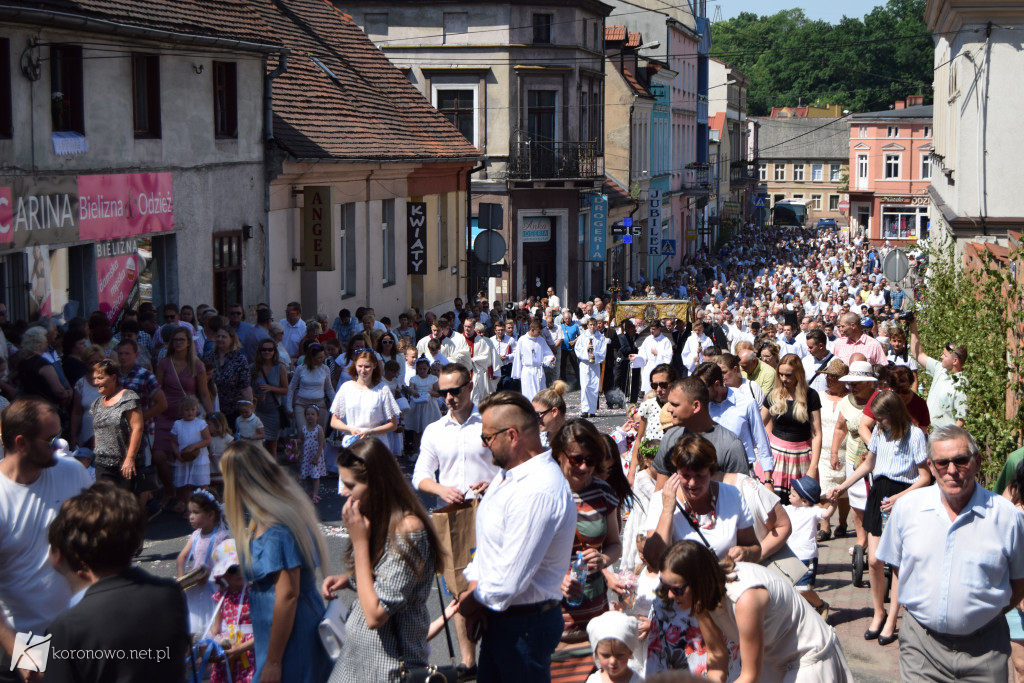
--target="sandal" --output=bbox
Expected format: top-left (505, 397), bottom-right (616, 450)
top-left (815, 601), bottom-right (831, 622)
top-left (834, 524), bottom-right (848, 538)
top-left (817, 529), bottom-right (832, 542)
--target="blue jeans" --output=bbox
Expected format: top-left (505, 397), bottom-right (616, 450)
top-left (477, 607), bottom-right (563, 683)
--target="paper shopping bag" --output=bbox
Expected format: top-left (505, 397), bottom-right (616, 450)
top-left (432, 499), bottom-right (478, 597)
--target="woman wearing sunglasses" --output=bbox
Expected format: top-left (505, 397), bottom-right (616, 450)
top-left (662, 540), bottom-right (853, 683)
top-left (551, 419), bottom-right (623, 646)
top-left (329, 350), bottom-right (400, 455)
top-left (828, 390), bottom-right (930, 647)
top-left (532, 380), bottom-right (568, 448)
top-left (643, 433), bottom-right (758, 676)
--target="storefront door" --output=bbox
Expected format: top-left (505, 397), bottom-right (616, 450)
top-left (522, 215), bottom-right (556, 298)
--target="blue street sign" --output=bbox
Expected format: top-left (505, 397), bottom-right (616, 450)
top-left (623, 234), bottom-right (633, 244)
top-left (661, 239), bottom-right (676, 255)
top-left (754, 197), bottom-right (766, 208)
top-left (623, 217), bottom-right (633, 228)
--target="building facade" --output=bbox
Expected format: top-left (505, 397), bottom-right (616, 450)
top-left (754, 116), bottom-right (848, 226)
top-left (926, 0), bottom-right (1024, 252)
top-left (0, 2), bottom-right (279, 322)
top-left (707, 58), bottom-right (754, 246)
top-left (847, 98), bottom-right (932, 245)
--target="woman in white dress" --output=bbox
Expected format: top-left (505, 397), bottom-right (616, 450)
top-left (574, 317), bottom-right (609, 417)
top-left (664, 540), bottom-right (853, 683)
top-left (329, 350), bottom-right (400, 455)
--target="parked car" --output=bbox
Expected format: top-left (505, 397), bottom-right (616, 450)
top-left (816, 218), bottom-right (837, 229)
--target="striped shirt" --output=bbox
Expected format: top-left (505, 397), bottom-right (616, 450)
top-left (868, 424), bottom-right (928, 484)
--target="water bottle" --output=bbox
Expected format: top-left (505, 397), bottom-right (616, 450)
top-left (566, 551), bottom-right (587, 607)
top-left (880, 497), bottom-right (890, 531)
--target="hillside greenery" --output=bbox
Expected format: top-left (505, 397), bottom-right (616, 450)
top-left (710, 0), bottom-right (933, 116)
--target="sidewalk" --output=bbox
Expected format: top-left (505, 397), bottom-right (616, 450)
top-left (814, 531), bottom-right (900, 682)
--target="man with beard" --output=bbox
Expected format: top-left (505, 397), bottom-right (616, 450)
top-left (459, 392), bottom-right (575, 683)
top-left (0, 398), bottom-right (92, 680)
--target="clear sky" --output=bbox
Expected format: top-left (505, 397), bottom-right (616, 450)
top-left (715, 1), bottom-right (883, 24)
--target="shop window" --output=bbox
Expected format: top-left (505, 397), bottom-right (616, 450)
top-left (340, 203), bottom-right (356, 298)
top-left (50, 45), bottom-right (84, 134)
top-left (882, 207), bottom-right (920, 240)
top-left (213, 61), bottom-right (237, 138)
top-left (382, 198), bottom-right (395, 286)
top-left (0, 38), bottom-right (10, 138)
top-left (132, 54), bottom-right (161, 138)
top-left (533, 14), bottom-right (552, 44)
top-left (212, 231), bottom-right (242, 313)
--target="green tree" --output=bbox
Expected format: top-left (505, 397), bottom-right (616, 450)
top-left (710, 0), bottom-right (932, 115)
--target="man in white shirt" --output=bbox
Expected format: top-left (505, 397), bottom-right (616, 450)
top-left (546, 286), bottom-right (560, 311)
top-left (0, 398), bottom-right (92, 678)
top-left (777, 323), bottom-right (807, 358)
top-left (459, 391), bottom-right (575, 683)
top-left (801, 329), bottom-right (834, 394)
top-left (413, 364), bottom-right (500, 676)
top-left (278, 301), bottom-right (306, 359)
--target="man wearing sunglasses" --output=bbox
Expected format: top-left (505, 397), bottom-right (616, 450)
top-left (0, 398), bottom-right (92, 680)
top-left (908, 318), bottom-right (967, 429)
top-left (876, 424), bottom-right (1024, 682)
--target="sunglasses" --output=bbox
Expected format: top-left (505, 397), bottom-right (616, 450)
top-left (438, 381), bottom-right (470, 398)
top-left (651, 381), bottom-right (671, 390)
top-left (565, 453), bottom-right (599, 467)
top-left (381, 339), bottom-right (394, 344)
top-left (535, 407), bottom-right (554, 422)
top-left (658, 580), bottom-right (689, 597)
top-left (261, 347), bottom-right (276, 353)
top-left (931, 454), bottom-right (973, 470)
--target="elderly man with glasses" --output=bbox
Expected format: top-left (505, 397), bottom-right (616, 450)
top-left (876, 424), bottom-right (1024, 682)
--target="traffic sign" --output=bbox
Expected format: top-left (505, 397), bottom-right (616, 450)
top-left (661, 239), bottom-right (676, 255)
top-left (631, 226), bottom-right (643, 236)
top-left (882, 248), bottom-right (910, 282)
top-left (623, 234), bottom-right (633, 244)
top-left (838, 200), bottom-right (850, 212)
top-left (753, 197), bottom-right (766, 208)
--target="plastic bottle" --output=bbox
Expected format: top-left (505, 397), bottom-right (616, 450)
top-left (566, 551), bottom-right (587, 607)
top-left (880, 497), bottom-right (890, 531)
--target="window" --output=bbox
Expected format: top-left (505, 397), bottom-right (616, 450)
top-left (774, 163), bottom-right (785, 181)
top-left (758, 163), bottom-right (767, 181)
top-left (381, 199), bottom-right (395, 286)
top-left (884, 154), bottom-right (901, 179)
top-left (590, 90), bottom-right (601, 147)
top-left (793, 163), bottom-right (805, 181)
top-left (923, 126), bottom-right (932, 137)
top-left (438, 195), bottom-right (449, 270)
top-left (132, 54), bottom-right (161, 138)
top-left (792, 193), bottom-right (804, 200)
top-left (920, 153), bottom-right (932, 179)
top-left (212, 232), bottom-right (242, 313)
top-left (0, 39), bottom-right (10, 138)
top-left (881, 205), bottom-right (927, 240)
top-left (856, 154), bottom-right (868, 188)
top-left (773, 194), bottom-right (785, 205)
top-left (50, 45), bottom-right (84, 133)
top-left (811, 164), bottom-right (823, 182)
top-left (364, 13), bottom-right (388, 40)
top-left (212, 61), bottom-right (237, 138)
top-left (436, 89), bottom-right (474, 144)
top-left (887, 126), bottom-right (899, 137)
top-left (811, 194), bottom-right (822, 210)
top-left (829, 194), bottom-right (840, 211)
top-left (533, 14), bottom-right (552, 44)
top-left (830, 163), bottom-right (841, 182)
top-left (443, 12), bottom-right (467, 44)
top-left (859, 126), bottom-right (867, 138)
top-left (340, 203), bottom-right (357, 297)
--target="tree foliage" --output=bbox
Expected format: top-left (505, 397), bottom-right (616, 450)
top-left (710, 0), bottom-right (933, 116)
top-left (915, 242), bottom-right (1024, 483)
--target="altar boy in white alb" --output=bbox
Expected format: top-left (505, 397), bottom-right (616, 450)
top-left (632, 319), bottom-right (674, 392)
top-left (573, 317), bottom-right (608, 417)
top-left (512, 320), bottom-right (555, 401)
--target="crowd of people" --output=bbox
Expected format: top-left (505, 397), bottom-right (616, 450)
top-left (1, 222), bottom-right (1023, 683)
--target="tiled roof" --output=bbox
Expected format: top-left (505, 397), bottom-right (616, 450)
top-left (256, 0), bottom-right (481, 161)
top-left (12, 0), bottom-right (277, 46)
top-left (709, 112), bottom-right (725, 134)
top-left (606, 24), bottom-right (627, 42)
top-left (626, 32), bottom-right (641, 48)
top-left (620, 67), bottom-right (652, 98)
top-left (753, 116), bottom-right (848, 160)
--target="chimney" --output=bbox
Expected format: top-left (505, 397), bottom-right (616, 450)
top-left (893, 100), bottom-right (906, 110)
top-left (906, 94), bottom-right (924, 107)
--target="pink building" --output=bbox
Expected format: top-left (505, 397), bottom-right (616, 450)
top-left (847, 97), bottom-right (933, 244)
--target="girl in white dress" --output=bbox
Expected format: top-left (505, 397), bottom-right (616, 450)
top-left (405, 357), bottom-right (441, 450)
top-left (171, 396), bottom-right (212, 502)
top-left (329, 350), bottom-right (401, 455)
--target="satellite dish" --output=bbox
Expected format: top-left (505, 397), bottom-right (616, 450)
top-left (473, 229), bottom-right (506, 265)
top-left (882, 249), bottom-right (910, 283)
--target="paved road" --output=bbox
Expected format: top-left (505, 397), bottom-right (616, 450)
top-left (138, 389), bottom-right (902, 680)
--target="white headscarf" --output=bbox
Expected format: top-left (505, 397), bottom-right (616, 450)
top-left (587, 611), bottom-right (640, 667)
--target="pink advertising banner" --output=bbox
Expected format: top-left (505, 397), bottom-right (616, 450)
top-left (96, 253), bottom-right (140, 324)
top-left (78, 172), bottom-right (174, 241)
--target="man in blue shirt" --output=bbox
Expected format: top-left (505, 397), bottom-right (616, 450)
top-left (558, 309), bottom-right (580, 388)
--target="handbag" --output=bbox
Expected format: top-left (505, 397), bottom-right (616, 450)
top-left (393, 575), bottom-right (459, 682)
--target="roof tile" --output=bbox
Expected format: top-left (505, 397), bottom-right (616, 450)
top-left (605, 24), bottom-right (626, 42)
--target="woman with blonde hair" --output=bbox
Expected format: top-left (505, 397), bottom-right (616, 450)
top-left (532, 379), bottom-right (568, 447)
top-left (759, 353), bottom-right (822, 494)
top-left (220, 440), bottom-right (331, 683)
top-left (321, 438), bottom-right (444, 682)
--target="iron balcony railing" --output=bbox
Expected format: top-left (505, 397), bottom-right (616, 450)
top-left (506, 139), bottom-right (601, 180)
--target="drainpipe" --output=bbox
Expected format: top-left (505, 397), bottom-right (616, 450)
top-left (263, 50), bottom-right (288, 305)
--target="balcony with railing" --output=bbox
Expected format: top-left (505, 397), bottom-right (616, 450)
top-left (682, 163), bottom-right (711, 195)
top-left (730, 161), bottom-right (758, 188)
top-left (506, 139), bottom-right (602, 180)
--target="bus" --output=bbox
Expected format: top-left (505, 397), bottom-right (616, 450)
top-left (771, 199), bottom-right (809, 228)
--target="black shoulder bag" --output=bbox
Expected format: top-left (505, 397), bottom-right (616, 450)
top-left (394, 574), bottom-right (459, 682)
top-left (674, 498), bottom-right (714, 551)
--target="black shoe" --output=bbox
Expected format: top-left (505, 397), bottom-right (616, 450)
top-left (877, 632), bottom-right (898, 646)
top-left (834, 524), bottom-right (848, 538)
top-left (457, 664), bottom-right (477, 682)
top-left (864, 627), bottom-right (881, 640)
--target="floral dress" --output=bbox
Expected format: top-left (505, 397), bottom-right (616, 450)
top-left (300, 424), bottom-right (325, 479)
top-left (204, 349), bottom-right (251, 425)
top-left (210, 586), bottom-right (255, 683)
top-left (646, 598), bottom-right (739, 679)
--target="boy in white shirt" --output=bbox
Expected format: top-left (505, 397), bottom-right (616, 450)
top-left (785, 476), bottom-right (836, 618)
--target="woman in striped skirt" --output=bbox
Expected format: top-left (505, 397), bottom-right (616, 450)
top-left (552, 419), bottom-right (623, 645)
top-left (827, 390), bottom-right (930, 646)
top-left (759, 353), bottom-right (822, 494)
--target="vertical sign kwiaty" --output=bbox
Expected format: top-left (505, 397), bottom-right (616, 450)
top-left (648, 188), bottom-right (662, 255)
top-left (589, 194), bottom-right (607, 262)
top-left (407, 201), bottom-right (427, 275)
